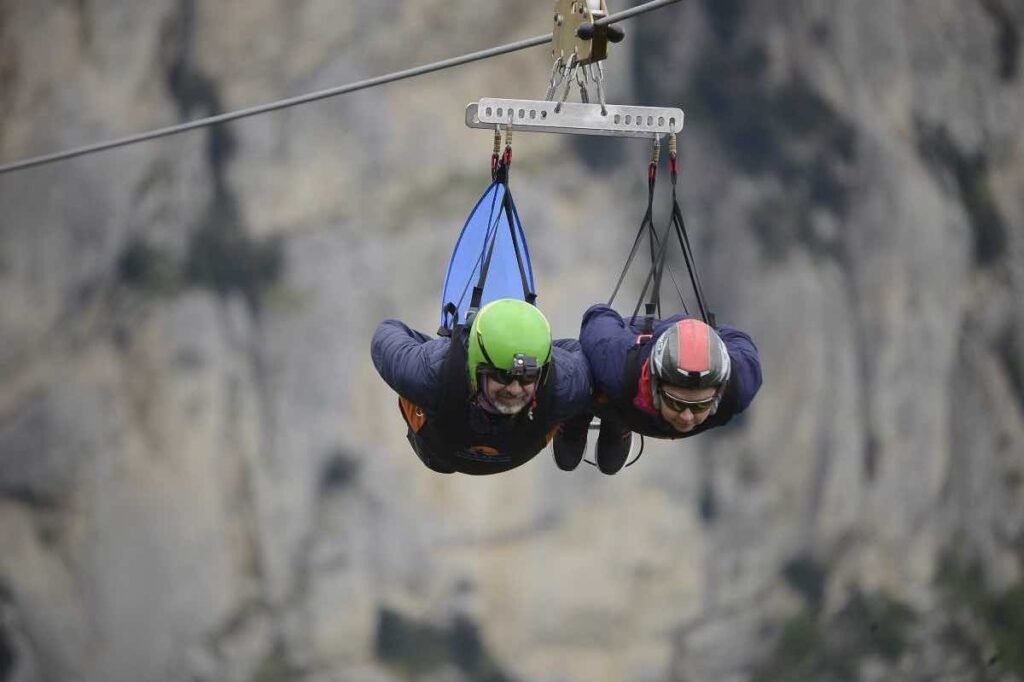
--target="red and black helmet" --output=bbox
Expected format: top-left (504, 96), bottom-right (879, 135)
top-left (651, 318), bottom-right (731, 390)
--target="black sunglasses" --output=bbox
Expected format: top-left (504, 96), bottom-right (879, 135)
top-left (479, 353), bottom-right (542, 386)
top-left (659, 389), bottom-right (715, 414)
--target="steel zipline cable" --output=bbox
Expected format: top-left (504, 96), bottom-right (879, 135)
top-left (0, 0), bottom-right (682, 175)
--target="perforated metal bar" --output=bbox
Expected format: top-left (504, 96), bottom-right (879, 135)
top-left (466, 98), bottom-right (684, 138)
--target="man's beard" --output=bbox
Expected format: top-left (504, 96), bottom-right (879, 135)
top-left (490, 391), bottom-right (531, 415)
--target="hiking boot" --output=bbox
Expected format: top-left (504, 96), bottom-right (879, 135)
top-left (596, 418), bottom-right (632, 475)
top-left (553, 413), bottom-right (592, 471)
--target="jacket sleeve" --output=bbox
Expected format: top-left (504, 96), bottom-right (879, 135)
top-left (549, 338), bottom-right (593, 422)
top-left (716, 325), bottom-right (762, 415)
top-left (579, 304), bottom-right (638, 400)
top-left (370, 319), bottom-right (449, 413)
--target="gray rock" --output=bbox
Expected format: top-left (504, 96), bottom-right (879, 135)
top-left (1, 0), bottom-right (1022, 680)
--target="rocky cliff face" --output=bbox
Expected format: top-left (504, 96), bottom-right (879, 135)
top-left (1, 1), bottom-right (1022, 681)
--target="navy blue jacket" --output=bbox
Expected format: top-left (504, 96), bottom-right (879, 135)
top-left (579, 304), bottom-right (762, 437)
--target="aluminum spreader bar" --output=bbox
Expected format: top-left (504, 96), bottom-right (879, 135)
top-left (466, 98), bottom-right (684, 139)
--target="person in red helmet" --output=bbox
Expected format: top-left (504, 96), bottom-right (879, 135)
top-left (554, 303), bottom-right (762, 474)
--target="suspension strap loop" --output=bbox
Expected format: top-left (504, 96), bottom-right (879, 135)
top-left (583, 432), bottom-right (646, 470)
top-left (618, 131), bottom-right (721, 331)
top-left (666, 132), bottom-right (714, 326)
top-left (491, 127), bottom-right (502, 179)
top-left (624, 433), bottom-right (646, 468)
top-left (470, 133), bottom-right (533, 317)
top-left (669, 130), bottom-right (678, 178)
top-left (608, 135), bottom-right (661, 308)
top-left (649, 135), bottom-right (660, 182)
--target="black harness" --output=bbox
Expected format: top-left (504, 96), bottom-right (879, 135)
top-left (402, 325), bottom-right (558, 475)
top-left (607, 135), bottom-right (716, 331)
top-left (594, 135), bottom-right (727, 445)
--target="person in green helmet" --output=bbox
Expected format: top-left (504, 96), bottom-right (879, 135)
top-left (371, 299), bottom-right (593, 475)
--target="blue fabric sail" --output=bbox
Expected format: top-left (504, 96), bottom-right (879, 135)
top-left (439, 179), bottom-right (535, 330)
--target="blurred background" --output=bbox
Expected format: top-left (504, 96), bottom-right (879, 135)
top-left (1, 1), bottom-right (1022, 680)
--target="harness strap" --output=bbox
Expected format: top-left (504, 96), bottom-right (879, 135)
top-left (502, 182), bottom-right (536, 305)
top-left (608, 141), bottom-right (659, 309)
top-left (469, 148), bottom-right (536, 316)
top-left (616, 133), bottom-right (715, 329)
top-left (438, 302), bottom-right (459, 337)
top-left (667, 133), bottom-right (714, 326)
top-left (581, 427), bottom-right (647, 470)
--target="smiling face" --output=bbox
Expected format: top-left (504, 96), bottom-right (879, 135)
top-left (482, 374), bottom-right (538, 415)
top-left (657, 385), bottom-right (718, 433)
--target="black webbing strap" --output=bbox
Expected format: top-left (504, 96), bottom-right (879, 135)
top-left (437, 302), bottom-right (459, 336)
top-left (667, 151), bottom-right (714, 326)
top-left (630, 221), bottom-right (672, 332)
top-left (582, 425), bottom-right (646, 470)
top-left (468, 158), bottom-right (537, 316)
top-left (608, 156), bottom-right (658, 310)
top-left (502, 183), bottom-right (537, 305)
top-left (468, 223), bottom-right (498, 312)
top-left (614, 134), bottom-right (715, 330)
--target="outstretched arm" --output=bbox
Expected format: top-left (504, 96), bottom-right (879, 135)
top-left (579, 304), bottom-right (638, 400)
top-left (370, 320), bottom-right (449, 413)
top-left (716, 325), bottom-right (762, 414)
top-left (550, 338), bottom-right (593, 423)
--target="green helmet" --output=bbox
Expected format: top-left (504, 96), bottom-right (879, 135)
top-left (467, 299), bottom-right (552, 390)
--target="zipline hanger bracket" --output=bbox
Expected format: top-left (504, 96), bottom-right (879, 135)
top-left (466, 0), bottom-right (683, 140)
top-left (552, 0), bottom-right (616, 68)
